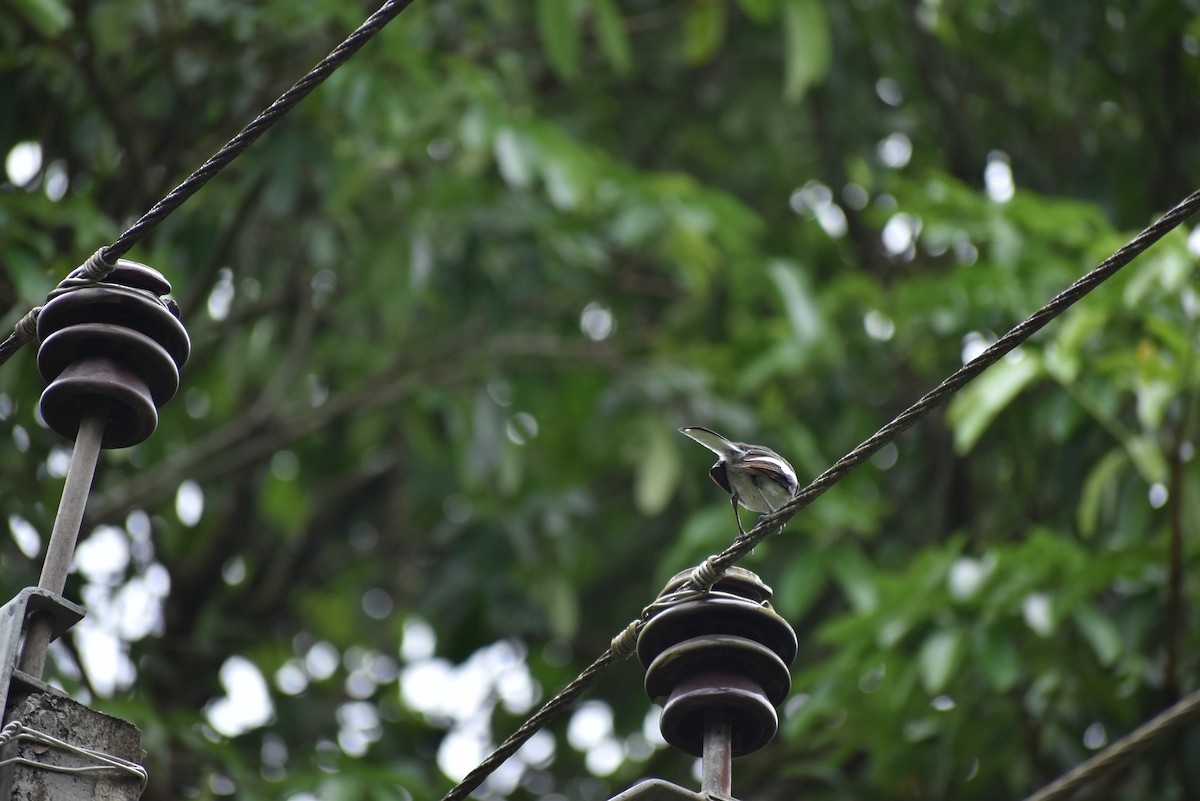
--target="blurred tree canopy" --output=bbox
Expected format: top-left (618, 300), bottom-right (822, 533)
top-left (3, 0), bottom-right (1200, 799)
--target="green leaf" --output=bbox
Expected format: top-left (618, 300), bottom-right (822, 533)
top-left (781, 0), bottom-right (831, 102)
top-left (981, 628), bottom-right (1020, 692)
top-left (918, 629), bottom-right (963, 694)
top-left (10, 0), bottom-right (72, 37)
top-left (260, 474), bottom-right (311, 534)
top-left (493, 127), bottom-right (534, 188)
top-left (1123, 248), bottom-right (1191, 307)
top-left (773, 551), bottom-right (826, 619)
top-left (1145, 312), bottom-right (1193, 358)
top-left (539, 572), bottom-right (580, 638)
top-left (945, 352), bottom-right (1044, 454)
top-left (684, 0), bottom-right (727, 65)
top-left (1077, 449), bottom-right (1127, 538)
top-left (1135, 376), bottom-right (1173, 430)
top-left (1022, 592), bottom-right (1055, 637)
top-left (768, 259), bottom-right (822, 343)
top-left (634, 422), bottom-right (682, 515)
top-left (538, 0), bottom-right (582, 80)
top-left (1053, 304), bottom-right (1106, 357)
top-left (319, 775), bottom-right (365, 801)
top-left (735, 0), bottom-right (778, 23)
top-left (589, 0), bottom-right (632, 74)
top-left (665, 506), bottom-right (742, 573)
top-left (5, 247), bottom-right (53, 303)
top-left (1073, 604), bottom-right (1122, 667)
top-left (829, 543), bottom-right (877, 613)
top-left (1125, 433), bottom-right (1167, 484)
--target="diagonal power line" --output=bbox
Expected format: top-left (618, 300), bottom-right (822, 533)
top-left (7, 2), bottom-right (1200, 794)
top-left (0, 0), bottom-right (420, 367)
top-left (98, 0), bottom-right (419, 265)
top-left (437, 187), bottom-right (1200, 801)
top-left (704, 187), bottom-right (1200, 574)
top-left (1019, 687), bottom-right (1200, 801)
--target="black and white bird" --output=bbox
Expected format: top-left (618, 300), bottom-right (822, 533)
top-left (679, 426), bottom-right (800, 538)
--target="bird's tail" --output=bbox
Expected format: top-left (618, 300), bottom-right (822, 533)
top-left (678, 426), bottom-right (740, 458)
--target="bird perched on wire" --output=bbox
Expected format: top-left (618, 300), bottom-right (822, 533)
top-left (679, 426), bottom-right (799, 539)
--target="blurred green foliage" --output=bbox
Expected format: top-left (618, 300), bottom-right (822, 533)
top-left (2, 1), bottom-right (1200, 799)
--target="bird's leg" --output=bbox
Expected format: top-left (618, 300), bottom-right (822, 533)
top-left (741, 497), bottom-right (784, 543)
top-left (731, 494), bottom-right (748, 540)
top-left (761, 497), bottom-right (786, 537)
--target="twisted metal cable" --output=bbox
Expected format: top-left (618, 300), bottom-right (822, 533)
top-left (438, 583), bottom-right (717, 801)
top-left (693, 187), bottom-right (1200, 588)
top-left (100, 0), bottom-right (418, 263)
top-left (0, 0), bottom-right (418, 368)
top-left (0, 307), bottom-right (42, 365)
top-left (437, 187), bottom-right (1200, 801)
top-left (440, 648), bottom-right (625, 801)
top-left (1020, 688), bottom-right (1200, 801)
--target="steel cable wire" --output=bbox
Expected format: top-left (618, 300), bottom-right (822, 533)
top-left (1018, 687), bottom-right (1200, 801)
top-left (0, 0), bottom-right (419, 367)
top-left (4, 5), bottom-right (1199, 795)
top-left (437, 187), bottom-right (1200, 801)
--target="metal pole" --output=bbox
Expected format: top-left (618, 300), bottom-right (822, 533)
top-left (17, 404), bottom-right (108, 679)
top-left (701, 706), bottom-right (733, 796)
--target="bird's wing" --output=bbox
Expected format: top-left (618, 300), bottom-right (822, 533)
top-left (678, 426), bottom-right (741, 458)
top-left (708, 461), bottom-right (732, 494)
top-left (740, 453), bottom-right (798, 491)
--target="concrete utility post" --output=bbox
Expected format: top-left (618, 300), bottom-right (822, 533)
top-left (0, 695), bottom-right (146, 800)
top-left (0, 259), bottom-right (189, 800)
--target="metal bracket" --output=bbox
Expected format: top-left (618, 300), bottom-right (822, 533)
top-left (608, 778), bottom-right (735, 800)
top-left (0, 588), bottom-right (85, 716)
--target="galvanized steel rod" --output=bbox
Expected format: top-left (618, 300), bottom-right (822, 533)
top-left (702, 707), bottom-right (733, 796)
top-left (18, 403), bottom-right (109, 679)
